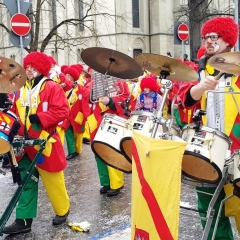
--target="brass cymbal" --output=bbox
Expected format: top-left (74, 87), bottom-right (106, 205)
top-left (135, 53), bottom-right (198, 82)
top-left (81, 47), bottom-right (143, 79)
top-left (208, 52), bottom-right (240, 75)
top-left (0, 56), bottom-right (26, 93)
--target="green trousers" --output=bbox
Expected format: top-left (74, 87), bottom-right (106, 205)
top-left (16, 155), bottom-right (39, 219)
top-left (196, 186), bottom-right (234, 240)
top-left (95, 155), bottom-right (124, 189)
top-left (65, 125), bottom-right (76, 154)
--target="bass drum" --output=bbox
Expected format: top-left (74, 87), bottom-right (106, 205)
top-left (91, 113), bottom-right (132, 173)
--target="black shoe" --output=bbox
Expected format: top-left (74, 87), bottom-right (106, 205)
top-left (83, 138), bottom-right (90, 144)
top-left (66, 152), bottom-right (78, 160)
top-left (52, 210), bottom-right (69, 225)
top-left (2, 162), bottom-right (11, 168)
top-left (100, 186), bottom-right (110, 194)
top-left (2, 155), bottom-right (10, 168)
top-left (107, 186), bottom-right (124, 197)
top-left (2, 218), bottom-right (32, 235)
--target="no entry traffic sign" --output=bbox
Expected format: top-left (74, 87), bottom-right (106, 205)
top-left (177, 23), bottom-right (189, 41)
top-left (10, 13), bottom-right (31, 36)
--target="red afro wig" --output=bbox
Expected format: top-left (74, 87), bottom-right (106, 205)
top-left (201, 16), bottom-right (238, 48)
top-left (23, 52), bottom-right (52, 77)
top-left (64, 67), bottom-right (79, 81)
top-left (140, 77), bottom-right (160, 92)
top-left (48, 55), bottom-right (57, 65)
top-left (197, 46), bottom-right (206, 59)
top-left (61, 65), bottom-right (68, 73)
top-left (70, 64), bottom-right (83, 75)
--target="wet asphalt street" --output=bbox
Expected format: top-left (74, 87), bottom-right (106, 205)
top-left (0, 142), bottom-right (240, 239)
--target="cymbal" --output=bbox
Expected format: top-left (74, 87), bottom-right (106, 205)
top-left (81, 47), bottom-right (143, 79)
top-left (0, 57), bottom-right (26, 93)
top-left (208, 52), bottom-right (240, 75)
top-left (135, 53), bottom-right (198, 82)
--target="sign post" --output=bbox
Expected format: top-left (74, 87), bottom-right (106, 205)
top-left (177, 23), bottom-right (189, 60)
top-left (3, 0), bottom-right (32, 64)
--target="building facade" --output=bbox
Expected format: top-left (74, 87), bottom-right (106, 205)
top-left (0, 0), bottom-right (234, 65)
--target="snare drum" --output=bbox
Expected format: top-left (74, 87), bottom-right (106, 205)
top-left (0, 110), bottom-right (18, 154)
top-left (91, 113), bottom-right (132, 173)
top-left (181, 124), bottom-right (232, 184)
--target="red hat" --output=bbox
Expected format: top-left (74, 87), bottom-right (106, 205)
top-left (48, 55), bottom-right (57, 65)
top-left (64, 67), bottom-right (79, 81)
top-left (61, 65), bottom-right (68, 73)
top-left (197, 46), bottom-right (206, 59)
top-left (23, 52), bottom-right (52, 77)
top-left (201, 16), bottom-right (238, 48)
top-left (140, 77), bottom-right (159, 92)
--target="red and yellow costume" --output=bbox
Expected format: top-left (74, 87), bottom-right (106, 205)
top-left (88, 79), bottom-right (130, 191)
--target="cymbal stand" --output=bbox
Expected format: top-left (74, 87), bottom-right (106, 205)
top-left (0, 137), bottom-right (46, 236)
top-left (200, 167), bottom-right (228, 240)
top-left (151, 71), bottom-right (173, 139)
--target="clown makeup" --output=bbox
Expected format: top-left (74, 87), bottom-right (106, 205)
top-left (203, 32), bottom-right (229, 56)
top-left (25, 65), bottom-right (41, 80)
top-left (66, 74), bottom-right (74, 83)
top-left (144, 87), bottom-right (150, 93)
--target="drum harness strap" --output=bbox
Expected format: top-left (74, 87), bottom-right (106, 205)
top-left (20, 78), bottom-right (50, 139)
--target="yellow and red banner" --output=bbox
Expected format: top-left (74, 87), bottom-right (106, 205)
top-left (131, 131), bottom-right (187, 240)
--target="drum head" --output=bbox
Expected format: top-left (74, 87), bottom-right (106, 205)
top-left (120, 137), bottom-right (132, 163)
top-left (182, 150), bottom-right (222, 184)
top-left (91, 141), bottom-right (132, 173)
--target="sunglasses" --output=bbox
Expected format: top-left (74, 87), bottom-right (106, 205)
top-left (202, 35), bottom-right (221, 41)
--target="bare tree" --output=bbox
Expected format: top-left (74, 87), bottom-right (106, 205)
top-left (0, 0), bottom-right (129, 56)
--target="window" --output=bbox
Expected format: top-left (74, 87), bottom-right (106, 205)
top-left (132, 0), bottom-right (140, 28)
top-left (52, 0), bottom-right (57, 27)
top-left (79, 0), bottom-right (84, 31)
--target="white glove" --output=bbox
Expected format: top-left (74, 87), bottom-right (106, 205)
top-left (54, 65), bottom-right (61, 75)
top-left (49, 71), bottom-right (57, 79)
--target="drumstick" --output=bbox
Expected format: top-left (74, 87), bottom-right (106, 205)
top-left (214, 71), bottom-right (224, 80)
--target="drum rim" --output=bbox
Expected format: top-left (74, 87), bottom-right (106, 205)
top-left (182, 124), bottom-right (232, 145)
top-left (182, 150), bottom-right (222, 184)
top-left (130, 110), bottom-right (154, 117)
top-left (103, 113), bottom-right (127, 122)
top-left (91, 140), bottom-right (132, 174)
top-left (120, 136), bottom-right (132, 163)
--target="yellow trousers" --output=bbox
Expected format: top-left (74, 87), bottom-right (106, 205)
top-left (38, 168), bottom-right (70, 216)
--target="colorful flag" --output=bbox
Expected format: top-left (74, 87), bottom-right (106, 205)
top-left (131, 131), bottom-right (187, 240)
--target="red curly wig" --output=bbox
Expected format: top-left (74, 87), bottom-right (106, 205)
top-left (140, 77), bottom-right (159, 92)
top-left (70, 64), bottom-right (83, 75)
top-left (23, 52), bottom-right (52, 77)
top-left (48, 55), bottom-right (57, 65)
top-left (201, 16), bottom-right (238, 48)
top-left (61, 65), bottom-right (68, 73)
top-left (64, 67), bottom-right (79, 81)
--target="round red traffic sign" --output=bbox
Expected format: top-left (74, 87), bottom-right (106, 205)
top-left (177, 23), bottom-right (189, 41)
top-left (10, 13), bottom-right (31, 36)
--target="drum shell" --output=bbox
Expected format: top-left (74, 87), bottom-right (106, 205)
top-left (233, 152), bottom-right (240, 189)
top-left (120, 110), bottom-right (181, 163)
